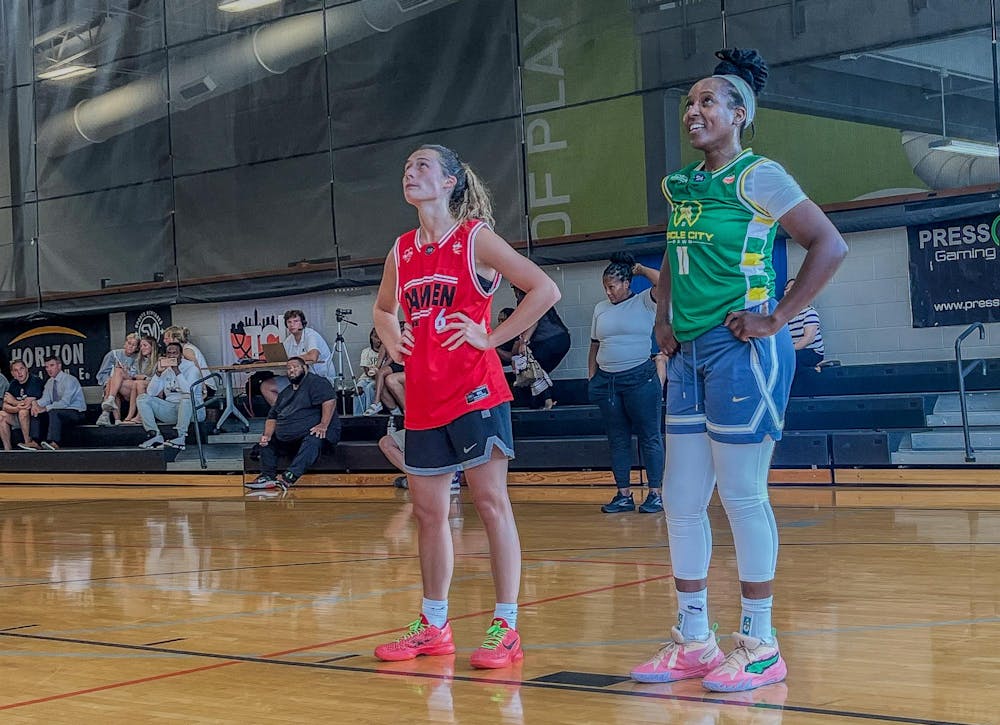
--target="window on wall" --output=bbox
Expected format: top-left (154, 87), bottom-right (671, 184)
top-left (634, 0), bottom-right (998, 204)
top-left (518, 0), bottom-right (649, 240)
top-left (1, 0), bottom-right (999, 315)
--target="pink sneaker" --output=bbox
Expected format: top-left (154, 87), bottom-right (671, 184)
top-left (701, 633), bottom-right (787, 692)
top-left (374, 615), bottom-right (456, 662)
top-left (630, 626), bottom-right (725, 683)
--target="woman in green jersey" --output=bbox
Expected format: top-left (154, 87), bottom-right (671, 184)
top-left (630, 48), bottom-right (847, 693)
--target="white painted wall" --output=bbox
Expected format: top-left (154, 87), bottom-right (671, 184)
top-left (155, 225), bottom-right (1000, 380)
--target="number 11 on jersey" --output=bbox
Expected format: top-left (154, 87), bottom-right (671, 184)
top-left (675, 245), bottom-right (690, 275)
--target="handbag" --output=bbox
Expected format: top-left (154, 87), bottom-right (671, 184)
top-left (513, 343), bottom-right (552, 397)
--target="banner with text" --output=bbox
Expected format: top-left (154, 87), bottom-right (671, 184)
top-left (907, 213), bottom-right (1000, 327)
top-left (0, 316), bottom-right (110, 384)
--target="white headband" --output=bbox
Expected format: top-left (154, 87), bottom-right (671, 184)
top-left (714, 74), bottom-right (756, 127)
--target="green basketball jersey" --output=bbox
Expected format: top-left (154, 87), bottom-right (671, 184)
top-left (661, 149), bottom-right (783, 342)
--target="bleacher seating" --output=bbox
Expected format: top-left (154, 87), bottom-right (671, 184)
top-left (9, 359), bottom-right (999, 477)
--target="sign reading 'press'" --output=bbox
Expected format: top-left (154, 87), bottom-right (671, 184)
top-left (906, 213), bottom-right (1000, 328)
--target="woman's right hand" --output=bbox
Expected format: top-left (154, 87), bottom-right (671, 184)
top-left (655, 319), bottom-right (679, 357)
top-left (389, 323), bottom-right (414, 362)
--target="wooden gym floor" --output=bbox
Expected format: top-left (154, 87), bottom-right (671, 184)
top-left (0, 485), bottom-right (997, 724)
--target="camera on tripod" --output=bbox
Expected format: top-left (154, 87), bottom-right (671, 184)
top-left (335, 308), bottom-right (353, 320)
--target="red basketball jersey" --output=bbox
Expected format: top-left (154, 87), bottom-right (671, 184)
top-left (394, 219), bottom-right (512, 430)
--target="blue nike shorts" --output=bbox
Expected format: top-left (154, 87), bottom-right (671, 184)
top-left (666, 312), bottom-right (794, 444)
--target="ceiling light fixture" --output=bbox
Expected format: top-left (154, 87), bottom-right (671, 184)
top-left (927, 138), bottom-right (999, 158)
top-left (217, 0), bottom-right (282, 12)
top-left (37, 64), bottom-right (96, 80)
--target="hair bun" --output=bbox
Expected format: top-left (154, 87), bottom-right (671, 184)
top-left (609, 251), bottom-right (635, 266)
top-left (713, 48), bottom-right (768, 95)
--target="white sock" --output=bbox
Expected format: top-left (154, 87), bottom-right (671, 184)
top-left (493, 602), bottom-right (518, 630)
top-left (421, 597), bottom-right (448, 628)
top-left (676, 588), bottom-right (710, 640)
top-left (740, 595), bottom-right (774, 643)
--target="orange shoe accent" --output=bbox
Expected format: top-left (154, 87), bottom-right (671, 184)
top-left (374, 615), bottom-right (456, 662)
top-left (469, 618), bottom-right (524, 669)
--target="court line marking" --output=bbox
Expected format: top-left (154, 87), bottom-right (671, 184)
top-left (0, 629), bottom-right (973, 725)
top-left (0, 574), bottom-right (672, 710)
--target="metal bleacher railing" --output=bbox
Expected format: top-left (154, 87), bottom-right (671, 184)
top-left (954, 322), bottom-right (987, 462)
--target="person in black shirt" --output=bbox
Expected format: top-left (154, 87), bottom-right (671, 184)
top-left (511, 286), bottom-right (571, 409)
top-left (0, 361), bottom-right (45, 450)
top-left (245, 357), bottom-right (341, 490)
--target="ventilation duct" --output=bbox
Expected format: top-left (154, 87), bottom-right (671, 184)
top-left (901, 131), bottom-right (1000, 190)
top-left (37, 0), bottom-right (456, 157)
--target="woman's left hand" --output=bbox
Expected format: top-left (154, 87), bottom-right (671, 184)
top-left (440, 312), bottom-right (491, 351)
top-left (724, 310), bottom-right (781, 342)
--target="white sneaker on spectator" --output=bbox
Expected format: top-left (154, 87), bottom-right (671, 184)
top-left (390, 407), bottom-right (402, 415)
top-left (96, 411), bottom-right (112, 427)
top-left (363, 401), bottom-right (384, 416)
top-left (164, 436), bottom-right (186, 450)
top-left (101, 396), bottom-right (117, 413)
top-left (139, 434), bottom-right (164, 449)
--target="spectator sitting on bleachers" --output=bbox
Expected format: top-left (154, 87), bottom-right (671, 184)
top-left (355, 328), bottom-right (385, 414)
top-left (245, 357), bottom-right (342, 491)
top-left (260, 309), bottom-right (335, 408)
top-left (25, 356), bottom-right (86, 451)
top-left (0, 361), bottom-right (44, 451)
top-left (785, 278), bottom-right (825, 368)
top-left (0, 370), bottom-right (7, 401)
top-left (363, 366), bottom-right (404, 416)
top-left (162, 326), bottom-right (215, 399)
top-left (123, 336), bottom-right (160, 423)
top-left (136, 341), bottom-right (205, 451)
top-left (363, 321), bottom-right (406, 416)
top-left (96, 333), bottom-right (139, 426)
top-left (511, 285), bottom-right (571, 410)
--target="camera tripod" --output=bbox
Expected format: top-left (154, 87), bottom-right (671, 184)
top-left (332, 312), bottom-right (359, 396)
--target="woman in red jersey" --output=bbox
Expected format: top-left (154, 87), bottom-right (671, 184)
top-left (372, 144), bottom-right (560, 670)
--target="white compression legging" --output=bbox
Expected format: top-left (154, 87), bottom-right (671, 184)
top-left (663, 432), bottom-right (778, 583)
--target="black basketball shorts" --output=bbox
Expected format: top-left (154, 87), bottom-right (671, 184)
top-left (403, 402), bottom-right (514, 476)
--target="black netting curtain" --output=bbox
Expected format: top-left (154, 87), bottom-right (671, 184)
top-left (0, 0), bottom-right (525, 318)
top-left (4, 0), bottom-right (1000, 320)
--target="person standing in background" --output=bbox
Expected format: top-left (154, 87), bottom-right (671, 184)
top-left (588, 253), bottom-right (665, 515)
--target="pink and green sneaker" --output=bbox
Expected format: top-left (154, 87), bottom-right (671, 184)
top-left (701, 633), bottom-right (787, 692)
top-left (630, 625), bottom-right (725, 683)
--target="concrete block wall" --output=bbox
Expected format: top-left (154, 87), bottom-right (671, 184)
top-left (160, 224), bottom-right (1000, 379)
top-left (787, 227), bottom-right (1000, 365)
top-left (166, 262), bottom-right (611, 382)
